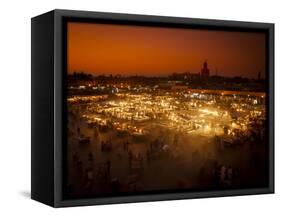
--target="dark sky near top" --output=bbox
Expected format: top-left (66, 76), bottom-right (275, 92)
top-left (67, 22), bottom-right (266, 78)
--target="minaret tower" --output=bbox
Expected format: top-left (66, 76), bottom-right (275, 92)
top-left (201, 60), bottom-right (210, 78)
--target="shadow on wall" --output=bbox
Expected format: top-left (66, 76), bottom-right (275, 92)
top-left (19, 191), bottom-right (31, 199)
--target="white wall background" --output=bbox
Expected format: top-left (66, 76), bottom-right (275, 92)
top-left (0, 0), bottom-right (279, 216)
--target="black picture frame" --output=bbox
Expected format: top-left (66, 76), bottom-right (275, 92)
top-left (31, 9), bottom-right (274, 207)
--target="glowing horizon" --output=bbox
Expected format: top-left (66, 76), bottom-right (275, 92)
top-left (67, 22), bottom-right (266, 79)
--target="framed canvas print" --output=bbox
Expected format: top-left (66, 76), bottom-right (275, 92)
top-left (31, 9), bottom-right (274, 207)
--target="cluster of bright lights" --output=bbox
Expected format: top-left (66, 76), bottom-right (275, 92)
top-left (68, 89), bottom-right (265, 138)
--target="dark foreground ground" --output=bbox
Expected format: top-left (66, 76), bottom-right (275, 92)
top-left (65, 93), bottom-right (268, 199)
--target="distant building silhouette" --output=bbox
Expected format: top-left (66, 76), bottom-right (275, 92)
top-left (168, 61), bottom-right (211, 83)
top-left (201, 61), bottom-right (210, 78)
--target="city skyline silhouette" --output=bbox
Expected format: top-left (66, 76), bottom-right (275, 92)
top-left (67, 22), bottom-right (266, 79)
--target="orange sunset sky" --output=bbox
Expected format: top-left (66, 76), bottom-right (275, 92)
top-left (67, 22), bottom-right (266, 78)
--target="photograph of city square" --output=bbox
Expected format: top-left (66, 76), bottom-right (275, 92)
top-left (64, 22), bottom-right (268, 198)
